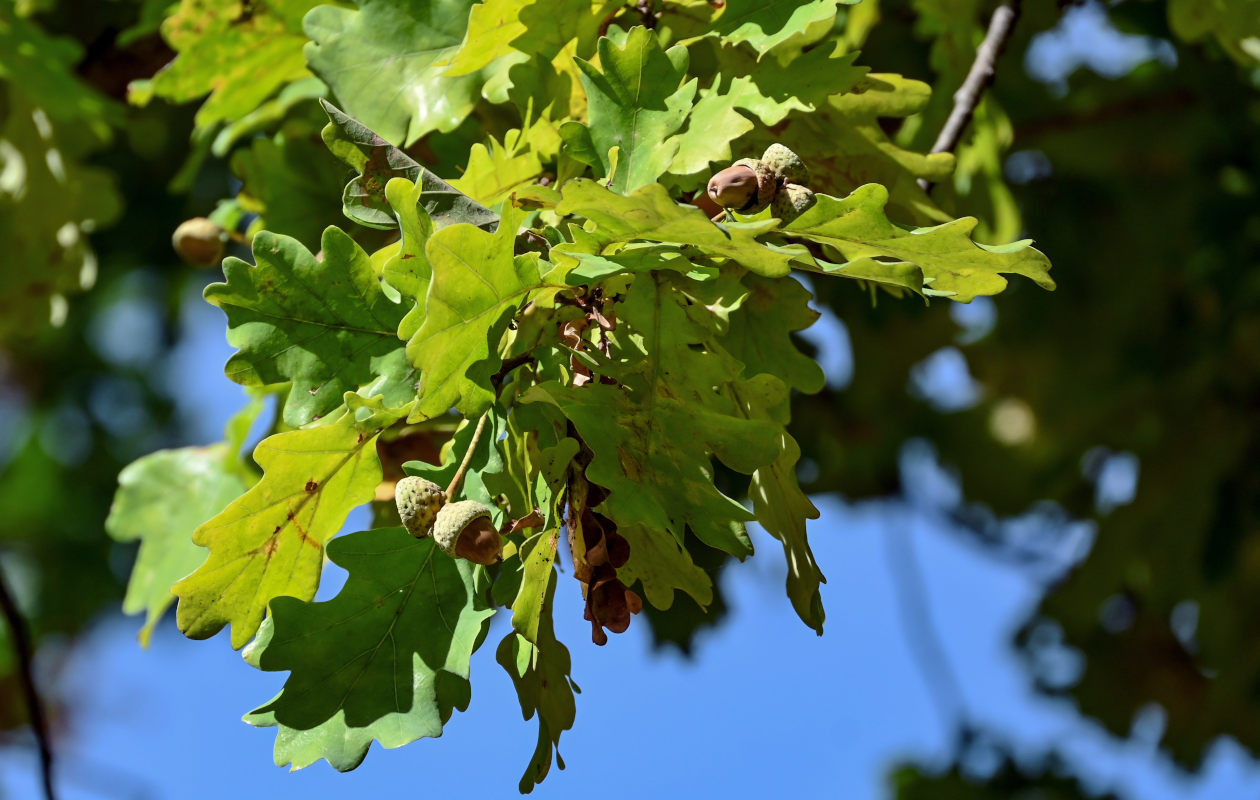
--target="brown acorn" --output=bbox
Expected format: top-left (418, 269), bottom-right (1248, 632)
top-left (706, 164), bottom-right (759, 210)
top-left (172, 217), bottom-right (227, 267)
top-left (432, 500), bottom-right (503, 565)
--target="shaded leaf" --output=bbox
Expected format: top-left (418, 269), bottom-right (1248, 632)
top-left (708, 0), bottom-right (850, 55)
top-left (320, 100), bottom-right (498, 231)
top-left (243, 528), bottom-right (494, 771)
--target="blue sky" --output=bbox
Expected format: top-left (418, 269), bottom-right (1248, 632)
top-left (5, 274), bottom-right (1260, 799)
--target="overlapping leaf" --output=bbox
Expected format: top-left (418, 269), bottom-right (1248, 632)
top-left (498, 531), bottom-right (578, 793)
top-left (560, 27), bottom-right (697, 192)
top-left (229, 125), bottom-right (346, 249)
top-left (319, 101), bottom-right (498, 231)
top-left (784, 184), bottom-right (1055, 301)
top-left (305, 0), bottom-right (486, 145)
top-left (206, 226), bottom-right (414, 427)
top-left (407, 205), bottom-right (554, 419)
top-left (173, 396), bottom-right (405, 649)
top-left (106, 446), bottom-right (249, 646)
top-left (734, 375), bottom-right (825, 634)
top-left (523, 273), bottom-right (782, 556)
top-left (243, 528), bottom-right (494, 771)
top-left (555, 179), bottom-right (795, 277)
top-left (136, 0), bottom-right (319, 129)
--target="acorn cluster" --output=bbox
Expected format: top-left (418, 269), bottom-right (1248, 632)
top-left (395, 475), bottom-right (503, 565)
top-left (705, 143), bottom-right (817, 223)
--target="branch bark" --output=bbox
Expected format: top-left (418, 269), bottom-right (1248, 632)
top-left (918, 0), bottom-right (1023, 191)
top-left (0, 564), bottom-right (56, 800)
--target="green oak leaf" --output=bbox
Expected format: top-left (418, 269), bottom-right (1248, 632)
top-left (206, 226), bottom-right (414, 427)
top-left (667, 75), bottom-right (756, 177)
top-left (713, 42), bottom-right (867, 127)
top-left (106, 445), bottom-right (249, 646)
top-left (523, 274), bottom-right (782, 555)
top-left (733, 375), bottom-right (825, 634)
top-left (718, 273), bottom-right (825, 393)
top-left (319, 100), bottom-right (498, 231)
top-left (243, 528), bottom-right (494, 771)
top-left (555, 179), bottom-right (794, 277)
top-left (788, 73), bottom-right (954, 226)
top-left (561, 27), bottom-right (697, 192)
top-left (449, 129), bottom-right (545, 207)
top-left (408, 205), bottom-right (551, 420)
top-left (381, 177), bottom-right (435, 348)
top-left (498, 530), bottom-right (578, 793)
top-left (784, 184), bottom-right (1055, 302)
top-left (616, 523), bottom-right (714, 611)
top-left (140, 0), bottom-right (319, 129)
top-left (173, 396), bottom-right (406, 649)
top-left (708, 0), bottom-right (851, 55)
top-left (305, 0), bottom-right (485, 145)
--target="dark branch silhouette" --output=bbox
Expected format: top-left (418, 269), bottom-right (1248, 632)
top-left (0, 565), bottom-right (55, 800)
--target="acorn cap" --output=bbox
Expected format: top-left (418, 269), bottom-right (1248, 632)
top-left (396, 476), bottom-right (446, 538)
top-left (432, 500), bottom-right (495, 558)
top-left (771, 183), bottom-right (817, 224)
top-left (760, 143), bottom-right (809, 185)
top-left (732, 157), bottom-right (778, 213)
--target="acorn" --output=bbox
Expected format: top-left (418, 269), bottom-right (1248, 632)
top-left (760, 143), bottom-right (809, 185)
top-left (432, 500), bottom-right (503, 565)
top-left (396, 476), bottom-right (446, 538)
top-left (731, 156), bottom-right (778, 213)
top-left (771, 182), bottom-right (817, 223)
top-left (706, 164), bottom-right (759, 210)
top-left (172, 217), bottom-right (227, 267)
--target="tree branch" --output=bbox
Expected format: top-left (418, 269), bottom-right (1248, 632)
top-left (445, 413), bottom-right (489, 500)
top-left (0, 563), bottom-right (56, 800)
top-left (918, 0), bottom-right (1022, 191)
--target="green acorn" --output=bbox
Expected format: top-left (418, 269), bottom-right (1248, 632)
top-left (771, 182), bottom-right (817, 223)
top-left (432, 500), bottom-right (503, 565)
top-left (396, 476), bottom-right (446, 538)
top-left (760, 143), bottom-right (809, 185)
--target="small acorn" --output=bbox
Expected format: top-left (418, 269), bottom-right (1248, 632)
top-left (172, 217), bottom-right (227, 267)
top-left (760, 143), bottom-right (809, 185)
top-left (432, 500), bottom-right (503, 565)
top-left (396, 476), bottom-right (446, 538)
top-left (706, 164), bottom-right (759, 210)
top-left (731, 156), bottom-right (778, 213)
top-left (771, 182), bottom-right (817, 223)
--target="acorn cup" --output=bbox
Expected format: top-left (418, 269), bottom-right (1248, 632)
top-left (395, 475), bottom-right (446, 538)
top-left (432, 500), bottom-right (503, 565)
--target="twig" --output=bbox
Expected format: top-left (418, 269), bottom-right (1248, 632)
top-left (918, 0), bottom-right (1022, 191)
top-left (0, 564), bottom-right (56, 800)
top-left (883, 520), bottom-right (970, 735)
top-left (445, 413), bottom-right (489, 500)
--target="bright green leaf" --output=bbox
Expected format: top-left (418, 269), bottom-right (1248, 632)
top-left (173, 396), bottom-right (405, 649)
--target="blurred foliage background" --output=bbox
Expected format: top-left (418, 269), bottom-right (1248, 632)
top-left (2, 0), bottom-right (1259, 796)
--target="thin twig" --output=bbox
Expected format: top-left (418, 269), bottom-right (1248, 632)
top-left (0, 564), bottom-right (56, 800)
top-left (445, 413), bottom-right (489, 500)
top-left (918, 0), bottom-right (1022, 191)
top-left (883, 520), bottom-right (970, 735)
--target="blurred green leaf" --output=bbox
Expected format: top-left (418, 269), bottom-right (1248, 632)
top-left (106, 445), bottom-right (249, 646)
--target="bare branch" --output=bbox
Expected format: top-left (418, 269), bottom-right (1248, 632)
top-left (919, 0), bottom-right (1022, 191)
top-left (445, 413), bottom-right (489, 500)
top-left (0, 563), bottom-right (56, 800)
